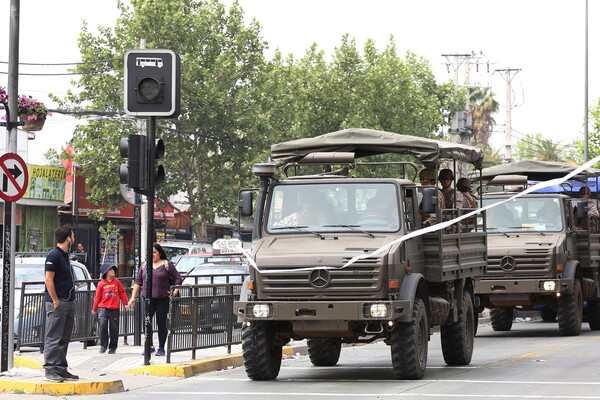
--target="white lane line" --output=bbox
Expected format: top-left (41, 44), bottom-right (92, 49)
top-left (145, 392), bottom-right (600, 399)
top-left (189, 377), bottom-right (600, 386)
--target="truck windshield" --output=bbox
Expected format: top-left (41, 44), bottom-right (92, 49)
top-left (483, 197), bottom-right (563, 232)
top-left (266, 182), bottom-right (400, 233)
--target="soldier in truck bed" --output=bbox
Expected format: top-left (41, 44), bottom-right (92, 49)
top-left (419, 168), bottom-right (446, 227)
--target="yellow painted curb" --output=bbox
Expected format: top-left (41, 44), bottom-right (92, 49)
top-left (123, 345), bottom-right (306, 378)
top-left (13, 356), bottom-right (43, 370)
top-left (0, 379), bottom-right (124, 395)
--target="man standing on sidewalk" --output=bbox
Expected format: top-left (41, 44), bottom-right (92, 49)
top-left (43, 225), bottom-right (79, 382)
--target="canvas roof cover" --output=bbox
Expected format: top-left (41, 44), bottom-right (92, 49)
top-left (479, 160), bottom-right (600, 182)
top-left (269, 128), bottom-right (485, 169)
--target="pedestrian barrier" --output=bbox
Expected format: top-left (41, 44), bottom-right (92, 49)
top-left (15, 275), bottom-right (247, 362)
top-left (167, 274), bottom-right (246, 363)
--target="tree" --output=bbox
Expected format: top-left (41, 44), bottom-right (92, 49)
top-left (469, 87), bottom-right (499, 150)
top-left (54, 1), bottom-right (460, 238)
top-left (513, 133), bottom-right (568, 162)
top-left (54, 0), bottom-right (268, 238)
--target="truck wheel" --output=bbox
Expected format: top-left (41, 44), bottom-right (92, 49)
top-left (540, 307), bottom-right (557, 322)
top-left (587, 299), bottom-right (600, 330)
top-left (490, 307), bottom-right (513, 331)
top-left (307, 338), bottom-right (342, 366)
top-left (241, 321), bottom-right (282, 380)
top-left (390, 297), bottom-right (428, 380)
top-left (557, 279), bottom-right (583, 336)
top-left (441, 291), bottom-right (474, 366)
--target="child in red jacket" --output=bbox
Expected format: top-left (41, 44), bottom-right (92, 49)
top-left (92, 264), bottom-right (129, 354)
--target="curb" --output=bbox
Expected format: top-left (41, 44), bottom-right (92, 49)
top-left (0, 379), bottom-right (124, 395)
top-left (123, 344), bottom-right (307, 378)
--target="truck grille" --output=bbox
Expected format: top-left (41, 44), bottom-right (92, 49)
top-left (259, 257), bottom-right (382, 299)
top-left (487, 249), bottom-right (552, 276)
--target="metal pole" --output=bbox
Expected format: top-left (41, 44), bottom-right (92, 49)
top-left (143, 116), bottom-right (156, 365)
top-left (1, 0), bottom-right (21, 372)
top-left (584, 0), bottom-right (589, 162)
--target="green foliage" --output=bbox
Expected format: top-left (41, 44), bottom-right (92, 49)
top-left (513, 133), bottom-right (570, 162)
top-left (57, 0), bottom-right (459, 237)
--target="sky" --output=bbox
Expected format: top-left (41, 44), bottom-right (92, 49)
top-left (1, 0), bottom-right (598, 165)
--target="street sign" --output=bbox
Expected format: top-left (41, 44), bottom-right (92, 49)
top-left (0, 153), bottom-right (28, 202)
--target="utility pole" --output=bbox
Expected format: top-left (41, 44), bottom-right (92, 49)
top-left (442, 51), bottom-right (490, 175)
top-left (495, 68), bottom-right (520, 162)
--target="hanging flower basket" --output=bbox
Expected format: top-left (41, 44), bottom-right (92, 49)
top-left (19, 114), bottom-right (45, 131)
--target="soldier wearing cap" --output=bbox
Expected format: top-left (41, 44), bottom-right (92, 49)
top-left (419, 168), bottom-right (445, 227)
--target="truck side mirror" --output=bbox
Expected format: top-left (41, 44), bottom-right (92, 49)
top-left (575, 199), bottom-right (588, 219)
top-left (420, 186), bottom-right (437, 214)
top-left (239, 190), bottom-right (254, 217)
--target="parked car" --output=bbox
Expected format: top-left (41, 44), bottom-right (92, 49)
top-left (160, 241), bottom-right (213, 263)
top-left (7, 257), bottom-right (97, 348)
top-left (179, 263), bottom-right (247, 333)
top-left (175, 252), bottom-right (246, 274)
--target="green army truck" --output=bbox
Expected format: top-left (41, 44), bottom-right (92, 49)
top-left (234, 128), bottom-right (487, 380)
top-left (474, 160), bottom-right (600, 336)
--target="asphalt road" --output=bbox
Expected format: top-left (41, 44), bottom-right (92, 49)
top-left (65, 319), bottom-right (600, 400)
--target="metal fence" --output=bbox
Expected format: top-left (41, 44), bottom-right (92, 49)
top-left (166, 274), bottom-right (246, 363)
top-left (15, 274), bottom-right (246, 363)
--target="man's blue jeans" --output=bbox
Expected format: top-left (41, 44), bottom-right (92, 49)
top-left (43, 300), bottom-right (75, 374)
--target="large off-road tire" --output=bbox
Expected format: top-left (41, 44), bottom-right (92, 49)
top-left (587, 299), bottom-right (600, 330)
top-left (241, 322), bottom-right (282, 380)
top-left (441, 291), bottom-right (475, 366)
top-left (490, 307), bottom-right (513, 331)
top-left (558, 279), bottom-right (583, 336)
top-left (307, 338), bottom-right (342, 366)
top-left (540, 307), bottom-right (557, 322)
top-left (390, 298), bottom-right (428, 380)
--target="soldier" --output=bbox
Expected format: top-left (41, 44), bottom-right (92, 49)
top-left (457, 178), bottom-right (477, 209)
top-left (438, 168), bottom-right (463, 209)
top-left (419, 168), bottom-right (445, 227)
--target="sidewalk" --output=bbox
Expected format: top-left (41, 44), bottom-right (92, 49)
top-left (0, 339), bottom-right (308, 396)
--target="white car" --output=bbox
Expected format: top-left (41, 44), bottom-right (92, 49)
top-left (160, 241), bottom-right (213, 263)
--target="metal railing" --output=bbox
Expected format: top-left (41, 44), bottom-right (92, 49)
top-left (15, 274), bottom-right (247, 364)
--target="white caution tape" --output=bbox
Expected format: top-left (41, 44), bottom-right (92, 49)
top-left (236, 155), bottom-right (600, 274)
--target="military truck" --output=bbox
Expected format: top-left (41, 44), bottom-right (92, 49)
top-left (474, 160), bottom-right (600, 336)
top-left (234, 128), bottom-right (487, 380)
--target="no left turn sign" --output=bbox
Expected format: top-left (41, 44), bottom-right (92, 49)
top-left (0, 153), bottom-right (28, 202)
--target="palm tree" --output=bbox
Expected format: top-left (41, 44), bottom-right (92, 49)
top-left (469, 87), bottom-right (499, 150)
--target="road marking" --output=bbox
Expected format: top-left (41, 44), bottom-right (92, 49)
top-left (189, 377), bottom-right (600, 385)
top-left (146, 391), bottom-right (600, 399)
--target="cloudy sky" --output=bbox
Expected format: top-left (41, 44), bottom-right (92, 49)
top-left (1, 0), bottom-right (597, 164)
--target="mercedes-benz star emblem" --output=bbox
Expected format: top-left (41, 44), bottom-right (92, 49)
top-left (309, 268), bottom-right (331, 289)
top-left (500, 256), bottom-right (516, 272)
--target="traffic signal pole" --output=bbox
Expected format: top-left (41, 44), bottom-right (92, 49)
top-left (143, 116), bottom-right (156, 366)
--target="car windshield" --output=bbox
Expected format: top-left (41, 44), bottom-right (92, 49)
top-left (176, 255), bottom-right (210, 273)
top-left (15, 266), bottom-right (45, 289)
top-left (162, 246), bottom-right (190, 261)
top-left (483, 197), bottom-right (563, 232)
top-left (266, 182), bottom-right (400, 233)
top-left (184, 266), bottom-right (247, 284)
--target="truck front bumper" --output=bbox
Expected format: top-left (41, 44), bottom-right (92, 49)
top-left (234, 299), bottom-right (412, 322)
top-left (475, 278), bottom-right (573, 295)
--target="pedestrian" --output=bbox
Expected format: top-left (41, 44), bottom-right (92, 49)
top-left (92, 264), bottom-right (129, 354)
top-left (75, 242), bottom-right (92, 277)
top-left (43, 224), bottom-right (79, 382)
top-left (128, 243), bottom-right (182, 357)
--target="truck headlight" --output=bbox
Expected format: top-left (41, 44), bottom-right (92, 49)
top-left (252, 304), bottom-right (270, 318)
top-left (542, 280), bottom-right (557, 291)
top-left (370, 303), bottom-right (388, 318)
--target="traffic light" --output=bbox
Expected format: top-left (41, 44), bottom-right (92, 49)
top-left (152, 138), bottom-right (165, 187)
top-left (124, 49), bottom-right (181, 118)
top-left (119, 135), bottom-right (148, 192)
